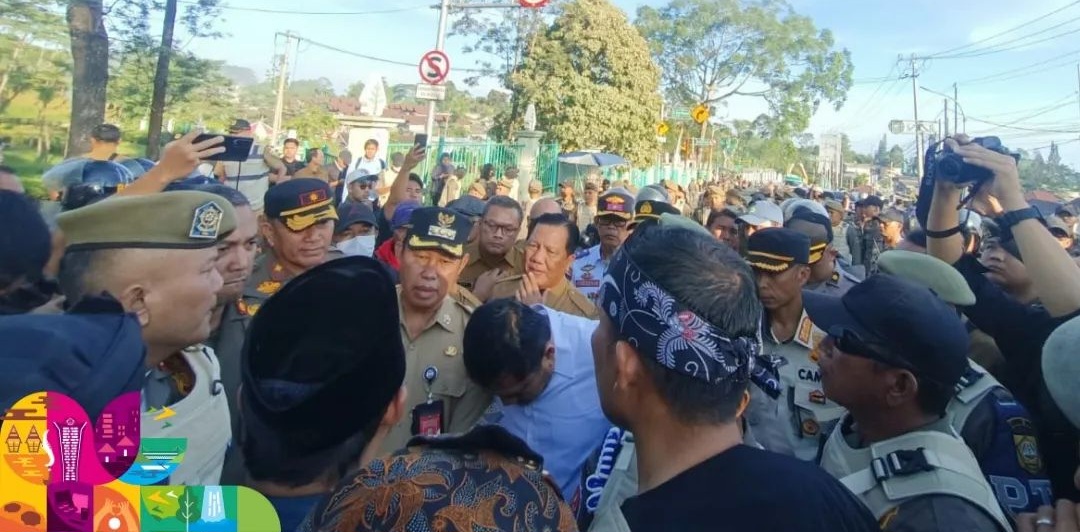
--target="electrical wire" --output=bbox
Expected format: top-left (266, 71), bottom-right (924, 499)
top-left (966, 116), bottom-right (1080, 134)
top-left (958, 47), bottom-right (1080, 85)
top-left (979, 94), bottom-right (1080, 118)
top-left (179, 2), bottom-right (431, 16)
top-left (287, 34), bottom-right (485, 73)
top-left (933, 15), bottom-right (1080, 59)
top-left (933, 27), bottom-right (1080, 61)
top-left (926, 1), bottom-right (1080, 57)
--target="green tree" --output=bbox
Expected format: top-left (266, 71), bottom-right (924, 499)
top-left (107, 49), bottom-right (233, 132)
top-left (0, 1), bottom-right (67, 113)
top-left (635, 0), bottom-right (853, 136)
top-left (888, 144), bottom-right (905, 168)
top-left (510, 0), bottom-right (662, 166)
top-left (345, 80), bottom-right (365, 98)
top-left (107, 0), bottom-right (224, 157)
top-left (451, 0), bottom-right (568, 138)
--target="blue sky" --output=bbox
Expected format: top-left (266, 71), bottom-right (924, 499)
top-left (185, 0), bottom-right (1080, 167)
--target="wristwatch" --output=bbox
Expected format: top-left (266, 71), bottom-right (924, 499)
top-left (996, 206), bottom-right (1040, 233)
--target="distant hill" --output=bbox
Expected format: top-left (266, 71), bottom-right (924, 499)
top-left (220, 65), bottom-right (259, 87)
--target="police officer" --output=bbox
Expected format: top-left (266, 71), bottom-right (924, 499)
top-left (879, 250), bottom-right (1053, 515)
top-left (55, 191), bottom-right (237, 485)
top-left (630, 185), bottom-right (681, 229)
top-left (785, 207), bottom-right (860, 296)
top-left (489, 213), bottom-right (598, 319)
top-left (806, 274), bottom-right (1013, 531)
top-left (571, 188), bottom-right (634, 303)
top-left (744, 228), bottom-right (844, 461)
top-left (383, 206), bottom-right (492, 453)
top-left (242, 178), bottom-right (339, 316)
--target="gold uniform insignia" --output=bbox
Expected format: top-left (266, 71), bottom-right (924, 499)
top-left (1008, 417), bottom-right (1044, 474)
top-left (444, 346), bottom-right (458, 357)
top-left (248, 303), bottom-right (261, 316)
top-left (257, 280), bottom-right (283, 295)
top-left (640, 201), bottom-right (653, 215)
top-left (189, 201), bottom-right (224, 239)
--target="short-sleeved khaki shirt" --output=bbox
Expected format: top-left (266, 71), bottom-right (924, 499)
top-left (489, 276), bottom-right (599, 320)
top-left (381, 290), bottom-right (493, 453)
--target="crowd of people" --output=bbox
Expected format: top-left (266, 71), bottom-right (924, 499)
top-left (3, 123), bottom-right (1080, 532)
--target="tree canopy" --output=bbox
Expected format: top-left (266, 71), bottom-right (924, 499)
top-left (635, 0), bottom-right (853, 136)
top-left (510, 0), bottom-right (662, 166)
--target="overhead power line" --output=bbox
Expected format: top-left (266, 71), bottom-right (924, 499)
top-left (927, 1), bottom-right (1080, 57)
top-left (179, 1), bottom-right (430, 15)
top-left (289, 34), bottom-right (486, 73)
top-left (957, 47), bottom-right (1080, 85)
top-left (966, 116), bottom-right (1080, 134)
top-left (933, 25), bottom-right (1080, 60)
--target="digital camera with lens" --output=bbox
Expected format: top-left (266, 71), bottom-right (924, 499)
top-left (913, 136), bottom-right (1020, 231)
top-left (931, 136), bottom-right (1019, 185)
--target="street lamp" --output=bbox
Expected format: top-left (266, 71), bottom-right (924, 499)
top-left (920, 86), bottom-right (966, 135)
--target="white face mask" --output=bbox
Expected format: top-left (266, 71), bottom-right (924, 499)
top-left (336, 234), bottom-right (376, 257)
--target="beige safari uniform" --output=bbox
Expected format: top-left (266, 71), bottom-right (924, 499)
top-left (745, 311), bottom-right (846, 461)
top-left (489, 276), bottom-right (599, 319)
top-left (457, 241), bottom-right (525, 291)
top-left (381, 289), bottom-right (493, 454)
top-left (448, 285), bottom-right (483, 311)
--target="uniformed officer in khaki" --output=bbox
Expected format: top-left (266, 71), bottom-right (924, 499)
top-left (55, 191), bottom-right (238, 485)
top-left (457, 196), bottom-right (525, 294)
top-left (785, 207), bottom-right (859, 296)
top-left (383, 206), bottom-right (492, 453)
top-left (241, 178), bottom-right (339, 316)
top-left (743, 228), bottom-right (845, 461)
top-left (489, 213), bottom-right (598, 319)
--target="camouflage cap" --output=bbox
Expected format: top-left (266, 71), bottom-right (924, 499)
top-left (56, 190), bottom-right (237, 251)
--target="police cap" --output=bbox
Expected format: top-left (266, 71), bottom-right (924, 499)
top-left (405, 207), bottom-right (473, 258)
top-left (746, 227), bottom-right (810, 272)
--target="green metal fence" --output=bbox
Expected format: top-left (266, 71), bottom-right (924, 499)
top-left (536, 143), bottom-right (560, 192)
top-left (386, 139), bottom-right (561, 195)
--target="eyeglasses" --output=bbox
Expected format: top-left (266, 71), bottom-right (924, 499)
top-left (596, 219), bottom-right (629, 229)
top-left (482, 219), bottom-right (519, 235)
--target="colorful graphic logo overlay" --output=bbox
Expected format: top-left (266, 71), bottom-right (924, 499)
top-left (0, 392), bottom-right (281, 532)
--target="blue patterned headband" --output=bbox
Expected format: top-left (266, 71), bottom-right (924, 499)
top-left (598, 248), bottom-right (781, 399)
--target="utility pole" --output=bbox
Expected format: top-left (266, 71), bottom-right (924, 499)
top-left (944, 98), bottom-right (949, 138)
top-left (904, 55), bottom-right (924, 177)
top-left (425, 0), bottom-right (452, 137)
top-left (953, 83), bottom-right (959, 135)
top-left (272, 32), bottom-right (293, 143)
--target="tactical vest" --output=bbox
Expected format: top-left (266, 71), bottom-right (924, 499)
top-left (948, 363), bottom-right (1053, 514)
top-left (587, 430), bottom-right (635, 532)
top-left (820, 417), bottom-right (1012, 532)
top-left (142, 345), bottom-right (232, 485)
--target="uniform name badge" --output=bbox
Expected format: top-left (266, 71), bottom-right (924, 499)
top-left (411, 366), bottom-right (445, 437)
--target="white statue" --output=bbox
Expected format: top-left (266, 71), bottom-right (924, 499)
top-left (524, 103), bottom-right (537, 132)
top-left (358, 73), bottom-right (388, 117)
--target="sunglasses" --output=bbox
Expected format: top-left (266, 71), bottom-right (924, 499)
top-left (826, 325), bottom-right (917, 374)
